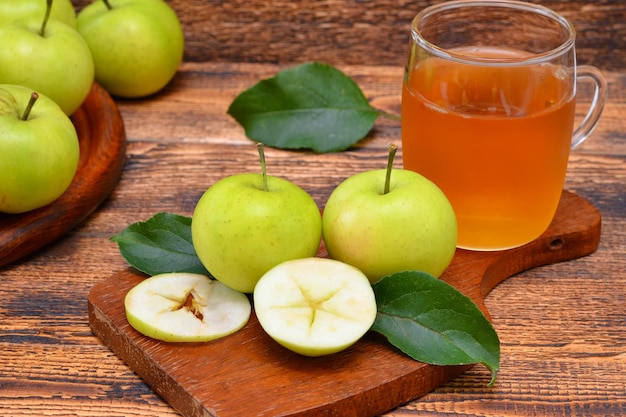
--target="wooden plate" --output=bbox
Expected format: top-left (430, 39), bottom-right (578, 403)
top-left (0, 83), bottom-right (126, 268)
top-left (88, 190), bottom-right (601, 417)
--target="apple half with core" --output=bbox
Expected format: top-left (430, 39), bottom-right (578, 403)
top-left (0, 84), bottom-right (79, 214)
top-left (322, 144), bottom-right (457, 283)
top-left (124, 273), bottom-right (251, 343)
top-left (77, 0), bottom-right (184, 98)
top-left (191, 144), bottom-right (322, 294)
top-left (0, 0), bottom-right (77, 28)
top-left (254, 257), bottom-right (377, 357)
top-left (0, 0), bottom-right (94, 116)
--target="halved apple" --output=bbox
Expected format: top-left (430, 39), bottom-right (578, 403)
top-left (124, 273), bottom-right (251, 342)
top-left (253, 257), bottom-right (377, 356)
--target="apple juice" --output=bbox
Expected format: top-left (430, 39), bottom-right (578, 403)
top-left (401, 47), bottom-right (576, 250)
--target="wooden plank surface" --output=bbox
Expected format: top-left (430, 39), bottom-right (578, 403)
top-left (71, 0), bottom-right (626, 71)
top-left (0, 62), bottom-right (624, 416)
top-left (1, 1), bottom-right (625, 415)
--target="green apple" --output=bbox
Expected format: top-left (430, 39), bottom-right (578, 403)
top-left (322, 144), bottom-right (457, 283)
top-left (76, 0), bottom-right (184, 98)
top-left (125, 273), bottom-right (251, 342)
top-left (0, 84), bottom-right (79, 214)
top-left (191, 145), bottom-right (322, 294)
top-left (254, 257), bottom-right (377, 357)
top-left (0, 2), bottom-right (94, 115)
top-left (0, 0), bottom-right (77, 28)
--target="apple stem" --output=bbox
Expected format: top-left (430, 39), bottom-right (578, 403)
top-left (256, 142), bottom-right (269, 192)
top-left (22, 93), bottom-right (39, 121)
top-left (102, 0), bottom-right (113, 10)
top-left (384, 143), bottom-right (398, 195)
top-left (40, 0), bottom-right (53, 36)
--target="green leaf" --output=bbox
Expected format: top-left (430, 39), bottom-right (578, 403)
top-left (227, 62), bottom-right (380, 153)
top-left (371, 270), bottom-right (500, 386)
top-left (110, 212), bottom-right (209, 277)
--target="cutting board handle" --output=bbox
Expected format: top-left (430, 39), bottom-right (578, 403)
top-left (444, 190), bottom-right (602, 316)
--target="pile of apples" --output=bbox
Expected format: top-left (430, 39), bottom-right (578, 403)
top-left (125, 144), bottom-right (458, 357)
top-left (0, 0), bottom-right (184, 214)
top-left (1, 1), bottom-right (459, 358)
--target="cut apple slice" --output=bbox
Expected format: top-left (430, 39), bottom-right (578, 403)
top-left (124, 273), bottom-right (251, 342)
top-left (253, 257), bottom-right (377, 356)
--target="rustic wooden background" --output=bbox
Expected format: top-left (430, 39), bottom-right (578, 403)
top-left (1, 2), bottom-right (622, 417)
top-left (72, 0), bottom-right (626, 71)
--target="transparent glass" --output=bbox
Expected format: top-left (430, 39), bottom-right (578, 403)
top-left (401, 0), bottom-right (607, 251)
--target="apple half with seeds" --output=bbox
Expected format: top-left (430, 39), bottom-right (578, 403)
top-left (253, 257), bottom-right (377, 357)
top-left (124, 273), bottom-right (251, 342)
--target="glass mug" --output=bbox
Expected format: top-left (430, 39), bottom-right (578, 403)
top-left (401, 0), bottom-right (607, 251)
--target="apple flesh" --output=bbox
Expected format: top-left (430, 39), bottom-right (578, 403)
top-left (76, 0), bottom-right (184, 98)
top-left (0, 84), bottom-right (79, 214)
top-left (322, 167), bottom-right (458, 283)
top-left (124, 273), bottom-right (251, 343)
top-left (191, 172), bottom-right (322, 294)
top-left (254, 257), bottom-right (377, 357)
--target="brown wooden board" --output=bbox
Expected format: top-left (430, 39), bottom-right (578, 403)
top-left (73, 1), bottom-right (626, 71)
top-left (0, 83), bottom-right (126, 268)
top-left (88, 190), bottom-right (600, 417)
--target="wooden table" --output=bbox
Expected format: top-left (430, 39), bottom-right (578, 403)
top-left (1, 59), bottom-right (625, 416)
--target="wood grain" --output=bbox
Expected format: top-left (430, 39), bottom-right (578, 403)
top-left (71, 0), bottom-right (626, 71)
top-left (0, 83), bottom-right (126, 268)
top-left (3, 0), bottom-right (624, 415)
top-left (87, 191), bottom-right (600, 417)
top-left (0, 63), bottom-right (624, 417)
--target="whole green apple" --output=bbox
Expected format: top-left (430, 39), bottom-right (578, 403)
top-left (322, 145), bottom-right (457, 283)
top-left (0, 84), bottom-right (79, 214)
top-left (0, 0), bottom-right (77, 28)
top-left (0, 4), bottom-right (94, 115)
top-left (191, 147), bottom-right (322, 293)
top-left (77, 0), bottom-right (184, 98)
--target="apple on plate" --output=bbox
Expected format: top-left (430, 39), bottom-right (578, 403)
top-left (125, 273), bottom-right (251, 342)
top-left (0, 0), bottom-right (94, 115)
top-left (322, 144), bottom-right (458, 283)
top-left (0, 0), bottom-right (77, 28)
top-left (254, 257), bottom-right (377, 357)
top-left (191, 144), bottom-right (322, 294)
top-left (77, 0), bottom-right (184, 98)
top-left (0, 84), bottom-right (79, 214)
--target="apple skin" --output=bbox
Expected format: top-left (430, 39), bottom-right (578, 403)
top-left (0, 0), bottom-right (77, 28)
top-left (0, 17), bottom-right (94, 116)
top-left (76, 0), bottom-right (184, 98)
top-left (322, 168), bottom-right (457, 283)
top-left (191, 173), bottom-right (322, 294)
top-left (0, 84), bottom-right (79, 214)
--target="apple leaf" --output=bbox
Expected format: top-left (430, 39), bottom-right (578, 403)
top-left (110, 212), bottom-right (209, 277)
top-left (371, 270), bottom-right (500, 386)
top-left (227, 62), bottom-right (380, 153)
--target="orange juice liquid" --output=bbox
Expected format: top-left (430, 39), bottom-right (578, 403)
top-left (402, 47), bottom-right (576, 250)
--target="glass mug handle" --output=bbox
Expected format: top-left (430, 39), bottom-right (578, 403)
top-left (571, 65), bottom-right (608, 149)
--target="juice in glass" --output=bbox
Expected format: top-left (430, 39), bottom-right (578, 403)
top-left (402, 47), bottom-right (576, 250)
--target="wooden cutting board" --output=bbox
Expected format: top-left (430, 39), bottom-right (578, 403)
top-left (88, 190), bottom-right (601, 417)
top-left (0, 83), bottom-right (126, 268)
